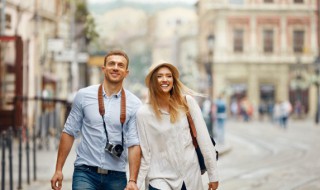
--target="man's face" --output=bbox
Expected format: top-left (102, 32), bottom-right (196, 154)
top-left (102, 55), bottom-right (129, 84)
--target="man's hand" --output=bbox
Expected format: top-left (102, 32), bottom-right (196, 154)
top-left (51, 171), bottom-right (63, 190)
top-left (208, 181), bottom-right (219, 190)
top-left (124, 181), bottom-right (138, 190)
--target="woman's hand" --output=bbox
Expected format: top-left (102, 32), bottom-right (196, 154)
top-left (208, 181), bottom-right (219, 190)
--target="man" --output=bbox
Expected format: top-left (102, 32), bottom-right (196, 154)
top-left (214, 95), bottom-right (226, 144)
top-left (51, 50), bottom-right (142, 190)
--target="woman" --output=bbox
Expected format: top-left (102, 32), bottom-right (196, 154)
top-left (136, 62), bottom-right (219, 190)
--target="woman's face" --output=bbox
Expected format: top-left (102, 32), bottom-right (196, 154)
top-left (156, 66), bottom-right (174, 94)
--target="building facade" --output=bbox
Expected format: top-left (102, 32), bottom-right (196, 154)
top-left (0, 0), bottom-right (82, 130)
top-left (197, 0), bottom-right (318, 118)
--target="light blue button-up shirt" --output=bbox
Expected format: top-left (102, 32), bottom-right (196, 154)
top-left (63, 84), bottom-right (142, 172)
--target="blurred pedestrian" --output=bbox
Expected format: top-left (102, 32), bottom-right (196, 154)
top-left (294, 100), bottom-right (304, 119)
top-left (230, 99), bottom-right (239, 120)
top-left (136, 62), bottom-right (219, 190)
top-left (258, 101), bottom-right (266, 121)
top-left (202, 98), bottom-right (214, 136)
top-left (240, 96), bottom-right (253, 122)
top-left (267, 100), bottom-right (274, 122)
top-left (273, 100), bottom-right (282, 125)
top-left (279, 100), bottom-right (292, 128)
top-left (51, 50), bottom-right (142, 190)
top-left (215, 94), bottom-right (227, 144)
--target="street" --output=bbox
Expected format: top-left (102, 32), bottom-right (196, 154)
top-left (9, 119), bottom-right (320, 190)
top-left (210, 119), bottom-right (320, 190)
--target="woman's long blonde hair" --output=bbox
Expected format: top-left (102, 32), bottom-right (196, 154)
top-left (147, 65), bottom-right (201, 123)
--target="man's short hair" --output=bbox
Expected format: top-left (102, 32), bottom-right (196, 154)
top-left (104, 50), bottom-right (129, 68)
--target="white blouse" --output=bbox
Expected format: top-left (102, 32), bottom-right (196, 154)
top-left (136, 95), bottom-right (219, 190)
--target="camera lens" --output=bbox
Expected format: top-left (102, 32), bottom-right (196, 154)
top-left (114, 144), bottom-right (124, 153)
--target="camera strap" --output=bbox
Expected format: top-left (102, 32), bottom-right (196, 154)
top-left (98, 84), bottom-right (126, 147)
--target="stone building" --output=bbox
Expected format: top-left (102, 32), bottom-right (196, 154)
top-left (0, 0), bottom-right (86, 130)
top-left (197, 0), bottom-right (318, 118)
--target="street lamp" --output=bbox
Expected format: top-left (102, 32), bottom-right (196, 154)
top-left (205, 34), bottom-right (215, 136)
top-left (292, 57), bottom-right (304, 103)
top-left (206, 34), bottom-right (215, 100)
top-left (315, 0), bottom-right (320, 124)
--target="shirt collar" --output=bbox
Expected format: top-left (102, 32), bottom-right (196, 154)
top-left (159, 109), bottom-right (170, 115)
top-left (102, 85), bottom-right (122, 98)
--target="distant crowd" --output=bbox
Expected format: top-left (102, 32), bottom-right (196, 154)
top-left (200, 95), bottom-right (304, 141)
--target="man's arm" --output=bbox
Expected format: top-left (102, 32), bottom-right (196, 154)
top-left (125, 145), bottom-right (141, 190)
top-left (50, 132), bottom-right (75, 190)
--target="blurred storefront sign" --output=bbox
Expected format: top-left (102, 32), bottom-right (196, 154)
top-left (88, 55), bottom-right (104, 66)
top-left (54, 50), bottom-right (88, 63)
top-left (47, 38), bottom-right (64, 52)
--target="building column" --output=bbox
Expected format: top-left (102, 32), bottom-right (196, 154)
top-left (248, 65), bottom-right (259, 115)
top-left (276, 65), bottom-right (289, 102)
top-left (250, 16), bottom-right (257, 56)
top-left (308, 85), bottom-right (317, 118)
top-left (280, 15), bottom-right (287, 54)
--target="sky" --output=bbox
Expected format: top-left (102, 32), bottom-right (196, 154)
top-left (88, 0), bottom-right (197, 4)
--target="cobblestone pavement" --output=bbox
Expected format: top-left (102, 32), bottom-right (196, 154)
top-left (209, 119), bottom-right (320, 190)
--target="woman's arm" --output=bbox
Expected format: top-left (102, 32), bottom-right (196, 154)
top-left (186, 95), bottom-right (219, 183)
top-left (136, 109), bottom-right (152, 189)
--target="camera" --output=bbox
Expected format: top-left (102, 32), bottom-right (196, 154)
top-left (105, 142), bottom-right (124, 158)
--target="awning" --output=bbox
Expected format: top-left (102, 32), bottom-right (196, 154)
top-left (88, 56), bottom-right (104, 67)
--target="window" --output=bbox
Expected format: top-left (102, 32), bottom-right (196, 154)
top-left (293, 30), bottom-right (304, 53)
top-left (0, 13), bottom-right (12, 29)
top-left (263, 29), bottom-right (274, 53)
top-left (234, 29), bottom-right (244, 52)
top-left (176, 19), bottom-right (181, 26)
top-left (294, 0), bottom-right (303, 3)
top-left (229, 0), bottom-right (244, 4)
top-left (5, 14), bottom-right (11, 29)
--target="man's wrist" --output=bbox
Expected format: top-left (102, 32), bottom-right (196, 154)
top-left (128, 179), bottom-right (136, 184)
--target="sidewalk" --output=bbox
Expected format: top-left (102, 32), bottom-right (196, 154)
top-left (1, 136), bottom-right (76, 190)
top-left (23, 146), bottom-right (75, 190)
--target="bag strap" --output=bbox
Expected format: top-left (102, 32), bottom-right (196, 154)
top-left (185, 96), bottom-right (199, 148)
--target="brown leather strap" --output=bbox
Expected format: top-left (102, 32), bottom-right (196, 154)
top-left (185, 96), bottom-right (199, 148)
top-left (98, 84), bottom-right (126, 125)
top-left (120, 89), bottom-right (126, 124)
top-left (98, 84), bottom-right (105, 116)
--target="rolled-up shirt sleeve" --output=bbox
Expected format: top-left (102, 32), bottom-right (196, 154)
top-left (125, 101), bottom-right (142, 147)
top-left (63, 90), bottom-right (84, 138)
top-left (186, 95), bottom-right (219, 182)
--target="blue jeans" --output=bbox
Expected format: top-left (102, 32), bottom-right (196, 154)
top-left (72, 165), bottom-right (127, 190)
top-left (215, 118), bottom-right (225, 144)
top-left (280, 116), bottom-right (288, 128)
